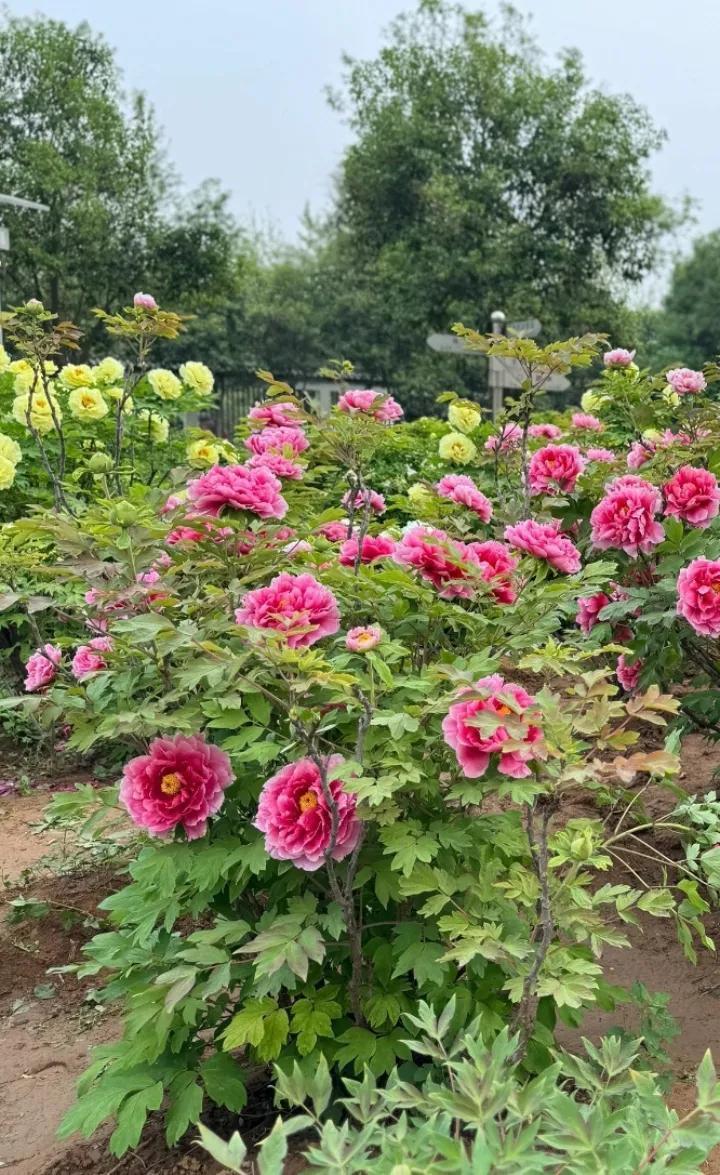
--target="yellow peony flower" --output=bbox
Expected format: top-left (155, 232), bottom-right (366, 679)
top-left (0, 345), bottom-right (9, 372)
top-left (59, 363), bottom-right (94, 390)
top-left (186, 438), bottom-right (221, 468)
top-left (12, 389), bottom-right (61, 434)
top-left (448, 402), bottom-right (481, 434)
top-left (104, 387), bottom-right (134, 413)
top-left (642, 428), bottom-right (662, 443)
top-left (407, 482), bottom-right (434, 510)
top-left (0, 432), bottom-right (22, 466)
top-left (137, 408), bottom-right (169, 443)
top-left (0, 454), bottom-right (16, 490)
top-left (68, 386), bottom-right (109, 422)
top-left (580, 390), bottom-right (609, 413)
top-left (438, 431), bottom-right (477, 464)
top-left (179, 361), bottom-right (214, 396)
top-left (93, 357), bottom-right (125, 386)
top-left (148, 368), bottom-right (182, 401)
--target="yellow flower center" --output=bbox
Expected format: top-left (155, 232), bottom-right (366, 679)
top-left (160, 772), bottom-right (183, 796)
top-left (81, 394), bottom-right (94, 408)
top-left (711, 582), bottom-right (720, 595)
top-left (298, 790), bottom-right (318, 813)
top-left (496, 704), bottom-right (512, 717)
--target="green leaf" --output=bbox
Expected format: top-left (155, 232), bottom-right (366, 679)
top-left (109, 1082), bottom-right (163, 1157)
top-left (336, 1027), bottom-right (377, 1073)
top-left (696, 1050), bottom-right (720, 1109)
top-left (223, 997), bottom-right (277, 1049)
top-left (257, 1009), bottom-right (290, 1061)
top-left (165, 1074), bottom-right (204, 1147)
top-left (200, 1052), bottom-right (247, 1112)
top-left (257, 1117), bottom-right (289, 1174)
top-left (196, 1124), bottom-right (247, 1172)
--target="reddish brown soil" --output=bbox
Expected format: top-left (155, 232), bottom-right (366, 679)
top-left (2, 736), bottom-right (720, 1172)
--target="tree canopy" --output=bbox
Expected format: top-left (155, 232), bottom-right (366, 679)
top-left (0, 13), bottom-right (236, 349)
top-left (652, 231), bottom-right (720, 369)
top-left (309, 0), bottom-right (675, 397)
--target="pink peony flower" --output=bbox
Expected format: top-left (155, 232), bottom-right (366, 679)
top-left (255, 755), bottom-right (361, 870)
top-left (666, 367), bottom-right (706, 395)
top-left (316, 520), bottom-right (349, 542)
top-left (346, 624), bottom-right (383, 652)
top-left (244, 425), bottom-right (309, 458)
top-left (604, 348), bottom-right (636, 368)
top-left (442, 674), bottom-right (544, 779)
top-left (606, 474), bottom-right (663, 509)
top-left (283, 538), bottom-right (312, 557)
top-left (590, 479), bottom-right (664, 557)
top-left (662, 428), bottom-right (701, 447)
top-left (677, 558), bottom-right (720, 636)
top-left (465, 540), bottom-right (518, 604)
top-left (485, 423), bottom-right (523, 453)
top-left (235, 525), bottom-right (296, 556)
top-left (248, 401), bottom-right (304, 429)
top-left (71, 636), bottom-right (113, 681)
top-left (161, 493), bottom-right (184, 515)
top-left (166, 525), bottom-right (206, 545)
top-left (627, 440), bottom-right (654, 470)
top-left (504, 519), bottom-right (581, 574)
top-left (572, 412), bottom-right (604, 432)
top-left (24, 644), bottom-right (61, 692)
top-left (393, 526), bottom-right (483, 598)
top-left (235, 572), bottom-right (340, 648)
top-left (119, 733), bottom-right (233, 840)
top-left (529, 423), bottom-right (562, 440)
top-left (187, 463), bottom-right (287, 519)
top-left (248, 451), bottom-right (304, 480)
top-left (342, 488), bottom-right (386, 515)
top-left (337, 388), bottom-right (404, 422)
top-left (133, 292), bottom-right (157, 310)
top-left (339, 534), bottom-right (396, 566)
top-left (528, 444), bottom-right (586, 496)
top-left (137, 568), bottom-right (161, 586)
top-left (616, 654), bottom-right (643, 693)
top-left (664, 466), bottom-right (720, 529)
top-left (576, 592), bottom-right (611, 634)
top-left (586, 447), bottom-right (616, 464)
top-left (436, 474), bottom-right (493, 521)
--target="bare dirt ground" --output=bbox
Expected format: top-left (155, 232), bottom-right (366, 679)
top-left (2, 735), bottom-right (720, 1172)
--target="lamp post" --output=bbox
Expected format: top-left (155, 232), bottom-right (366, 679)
top-left (0, 193), bottom-right (50, 345)
top-left (488, 309), bottom-right (507, 420)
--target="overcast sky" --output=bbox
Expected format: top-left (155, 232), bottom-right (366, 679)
top-left (7, 0), bottom-right (719, 298)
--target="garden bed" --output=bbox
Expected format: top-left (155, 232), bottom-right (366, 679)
top-left (2, 734), bottom-right (720, 1173)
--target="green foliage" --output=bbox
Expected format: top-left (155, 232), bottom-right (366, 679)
top-left (654, 231), bottom-right (720, 370)
top-left (4, 326), bottom-right (719, 1162)
top-left (200, 1002), bottom-right (720, 1173)
top-left (310, 0), bottom-right (677, 399)
top-left (0, 12), bottom-right (237, 342)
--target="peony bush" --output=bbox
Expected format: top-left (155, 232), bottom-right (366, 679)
top-left (3, 302), bottom-right (720, 1161)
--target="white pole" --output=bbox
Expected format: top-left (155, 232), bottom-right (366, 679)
top-left (489, 309), bottom-right (506, 421)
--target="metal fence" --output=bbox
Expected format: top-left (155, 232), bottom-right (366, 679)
top-left (203, 370), bottom-right (579, 439)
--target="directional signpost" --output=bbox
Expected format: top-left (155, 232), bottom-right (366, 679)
top-left (427, 311), bottom-right (570, 419)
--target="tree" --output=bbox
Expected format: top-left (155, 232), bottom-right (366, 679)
top-left (0, 13), bottom-right (237, 349)
top-left (653, 231), bottom-right (720, 369)
top-left (314, 0), bottom-right (677, 399)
